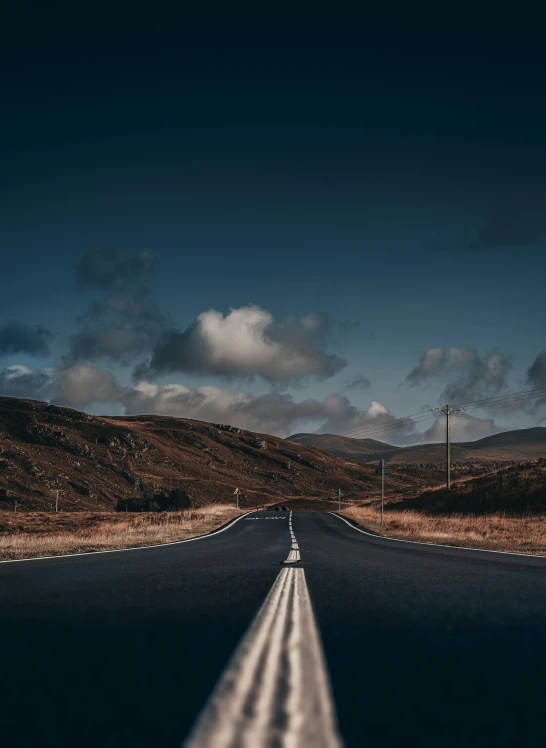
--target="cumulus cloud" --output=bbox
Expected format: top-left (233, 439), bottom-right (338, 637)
top-left (0, 362), bottom-right (124, 409)
top-left (53, 364), bottom-right (124, 408)
top-left (405, 347), bottom-right (511, 405)
top-left (122, 382), bottom-right (306, 434)
top-left (138, 305), bottom-right (346, 383)
top-left (406, 348), bottom-right (449, 384)
top-left (0, 322), bottom-right (52, 357)
top-left (0, 365), bottom-right (56, 399)
top-left (68, 248), bottom-right (167, 363)
top-left (419, 412), bottom-right (504, 443)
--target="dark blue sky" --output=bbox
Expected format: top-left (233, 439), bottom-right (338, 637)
top-left (1, 9), bottom-right (545, 440)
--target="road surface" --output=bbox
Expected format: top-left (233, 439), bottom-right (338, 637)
top-left (2, 510), bottom-right (546, 747)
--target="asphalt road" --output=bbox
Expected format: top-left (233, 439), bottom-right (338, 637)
top-left (2, 511), bottom-right (546, 747)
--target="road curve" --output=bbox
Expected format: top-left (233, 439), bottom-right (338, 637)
top-left (2, 510), bottom-right (546, 747)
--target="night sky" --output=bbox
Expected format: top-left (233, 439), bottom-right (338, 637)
top-left (2, 8), bottom-right (546, 441)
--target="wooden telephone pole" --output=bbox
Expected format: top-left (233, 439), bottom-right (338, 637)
top-left (432, 405), bottom-right (463, 490)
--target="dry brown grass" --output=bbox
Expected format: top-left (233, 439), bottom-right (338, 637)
top-left (0, 505), bottom-right (244, 561)
top-left (339, 502), bottom-right (546, 555)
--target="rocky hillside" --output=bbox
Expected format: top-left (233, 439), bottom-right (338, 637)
top-left (0, 397), bottom-right (432, 511)
top-left (390, 459), bottom-right (546, 515)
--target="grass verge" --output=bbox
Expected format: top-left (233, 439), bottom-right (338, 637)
top-left (339, 503), bottom-right (546, 555)
top-left (0, 505), bottom-right (244, 561)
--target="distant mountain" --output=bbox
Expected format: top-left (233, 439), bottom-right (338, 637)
top-left (287, 433), bottom-right (393, 458)
top-left (287, 427), bottom-right (546, 464)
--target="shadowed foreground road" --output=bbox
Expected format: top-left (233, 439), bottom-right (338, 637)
top-left (2, 511), bottom-right (546, 747)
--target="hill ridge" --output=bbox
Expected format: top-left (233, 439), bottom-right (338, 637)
top-left (287, 427), bottom-right (546, 464)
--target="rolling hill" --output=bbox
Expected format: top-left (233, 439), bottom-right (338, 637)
top-left (287, 427), bottom-right (546, 464)
top-left (0, 396), bottom-right (430, 512)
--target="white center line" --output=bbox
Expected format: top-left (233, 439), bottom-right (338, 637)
top-left (184, 512), bottom-right (343, 748)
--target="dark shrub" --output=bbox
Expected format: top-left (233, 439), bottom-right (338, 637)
top-left (116, 488), bottom-right (192, 512)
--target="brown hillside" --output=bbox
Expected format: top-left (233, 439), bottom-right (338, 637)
top-left (390, 459), bottom-right (546, 515)
top-left (0, 397), bottom-right (432, 512)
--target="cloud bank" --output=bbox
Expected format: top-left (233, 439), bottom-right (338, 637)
top-left (0, 362), bottom-right (394, 437)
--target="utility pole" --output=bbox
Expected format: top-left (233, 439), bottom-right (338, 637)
top-left (375, 460), bottom-right (391, 526)
top-left (46, 481), bottom-right (65, 513)
top-left (432, 405), bottom-right (463, 490)
top-left (14, 500), bottom-right (18, 513)
top-left (381, 459), bottom-right (385, 527)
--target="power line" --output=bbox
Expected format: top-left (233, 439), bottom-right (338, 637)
top-left (340, 411), bottom-right (440, 440)
top-left (341, 412), bottom-right (437, 438)
top-left (339, 385), bottom-right (546, 440)
top-left (452, 386), bottom-right (546, 409)
top-left (340, 409), bottom-right (435, 439)
top-left (456, 388), bottom-right (546, 412)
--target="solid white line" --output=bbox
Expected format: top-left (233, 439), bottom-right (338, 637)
top-left (0, 511), bottom-right (254, 565)
top-left (184, 567), bottom-right (342, 747)
top-left (330, 512), bottom-right (546, 560)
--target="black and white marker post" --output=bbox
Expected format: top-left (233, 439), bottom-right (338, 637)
top-left (234, 487), bottom-right (241, 510)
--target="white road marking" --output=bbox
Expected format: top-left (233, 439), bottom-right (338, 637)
top-left (330, 512), bottom-right (546, 560)
top-left (245, 517), bottom-right (287, 520)
top-left (184, 570), bottom-right (341, 747)
top-left (184, 510), bottom-right (342, 747)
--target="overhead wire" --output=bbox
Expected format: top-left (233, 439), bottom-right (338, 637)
top-left (340, 409), bottom-right (435, 438)
top-left (338, 386), bottom-right (546, 440)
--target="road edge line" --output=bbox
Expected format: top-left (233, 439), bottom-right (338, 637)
top-left (329, 512), bottom-right (546, 560)
top-left (0, 510), bottom-right (253, 565)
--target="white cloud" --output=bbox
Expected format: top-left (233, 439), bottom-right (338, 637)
top-left (53, 365), bottom-right (124, 408)
top-left (139, 305), bottom-right (346, 382)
